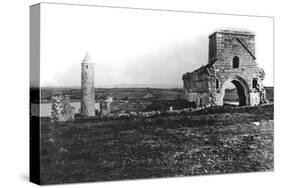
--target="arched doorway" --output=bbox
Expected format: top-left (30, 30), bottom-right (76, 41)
top-left (220, 76), bottom-right (249, 106)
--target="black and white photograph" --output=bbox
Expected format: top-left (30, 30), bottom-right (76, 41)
top-left (29, 1), bottom-right (274, 186)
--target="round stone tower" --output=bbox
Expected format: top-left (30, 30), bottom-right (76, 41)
top-left (81, 53), bottom-right (95, 116)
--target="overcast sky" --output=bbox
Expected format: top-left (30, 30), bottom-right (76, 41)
top-left (40, 3), bottom-right (274, 88)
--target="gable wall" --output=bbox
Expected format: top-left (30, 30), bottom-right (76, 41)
top-left (209, 31), bottom-right (255, 61)
top-left (215, 39), bottom-right (257, 70)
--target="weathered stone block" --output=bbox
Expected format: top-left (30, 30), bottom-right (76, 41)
top-left (249, 91), bottom-right (260, 106)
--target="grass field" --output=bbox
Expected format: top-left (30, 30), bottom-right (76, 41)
top-left (40, 104), bottom-right (274, 184)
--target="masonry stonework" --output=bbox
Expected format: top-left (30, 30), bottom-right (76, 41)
top-left (51, 94), bottom-right (75, 121)
top-left (81, 53), bottom-right (96, 116)
top-left (182, 30), bottom-right (268, 107)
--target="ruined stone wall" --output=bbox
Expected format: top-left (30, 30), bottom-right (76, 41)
top-left (183, 69), bottom-right (211, 107)
top-left (211, 31), bottom-right (266, 106)
top-left (51, 95), bottom-right (75, 122)
top-left (183, 69), bottom-right (209, 92)
top-left (99, 100), bottom-right (112, 117)
top-left (183, 30), bottom-right (268, 107)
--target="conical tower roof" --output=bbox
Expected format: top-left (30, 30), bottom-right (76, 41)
top-left (82, 52), bottom-right (94, 64)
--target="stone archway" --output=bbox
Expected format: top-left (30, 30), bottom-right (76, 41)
top-left (217, 76), bottom-right (250, 106)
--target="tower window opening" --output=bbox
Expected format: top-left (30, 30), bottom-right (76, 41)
top-left (252, 78), bottom-right (258, 89)
top-left (233, 56), bottom-right (239, 68)
top-left (216, 79), bottom-right (219, 89)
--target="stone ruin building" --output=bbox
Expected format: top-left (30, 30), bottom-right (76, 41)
top-left (182, 30), bottom-right (268, 107)
top-left (99, 96), bottom-right (113, 117)
top-left (51, 94), bottom-right (75, 122)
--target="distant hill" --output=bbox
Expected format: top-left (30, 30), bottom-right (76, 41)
top-left (97, 83), bottom-right (182, 89)
top-left (40, 87), bottom-right (185, 103)
top-left (41, 83), bottom-right (182, 89)
top-left (40, 86), bottom-right (273, 103)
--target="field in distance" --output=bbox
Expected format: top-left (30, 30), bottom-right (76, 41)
top-left (40, 86), bottom-right (274, 103)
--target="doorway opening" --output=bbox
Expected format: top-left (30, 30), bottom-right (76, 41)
top-left (223, 79), bottom-right (247, 106)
